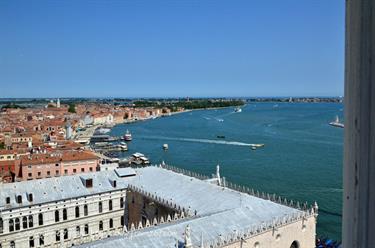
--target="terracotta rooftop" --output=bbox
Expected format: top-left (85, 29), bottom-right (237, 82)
top-left (20, 150), bottom-right (98, 165)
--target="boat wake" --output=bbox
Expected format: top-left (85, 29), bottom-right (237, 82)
top-left (141, 135), bottom-right (259, 147)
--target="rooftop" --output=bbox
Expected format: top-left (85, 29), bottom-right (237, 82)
top-left (0, 165), bottom-right (311, 247)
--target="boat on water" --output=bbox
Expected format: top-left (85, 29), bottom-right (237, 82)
top-left (217, 135), bottom-right (225, 139)
top-left (124, 130), bottom-right (133, 141)
top-left (329, 116), bottom-right (344, 128)
top-left (250, 144), bottom-right (265, 150)
top-left (97, 127), bottom-right (111, 134)
top-left (117, 142), bottom-right (128, 151)
top-left (234, 107), bottom-right (242, 113)
top-left (163, 144), bottom-right (169, 150)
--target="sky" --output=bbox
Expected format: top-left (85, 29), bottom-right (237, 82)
top-left (0, 0), bottom-right (345, 98)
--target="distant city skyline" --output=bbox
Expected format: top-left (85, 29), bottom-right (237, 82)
top-left (0, 0), bottom-right (345, 98)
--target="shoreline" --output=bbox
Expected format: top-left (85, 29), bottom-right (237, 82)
top-left (73, 105), bottom-right (242, 143)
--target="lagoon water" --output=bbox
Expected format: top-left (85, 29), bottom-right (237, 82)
top-left (110, 102), bottom-right (343, 240)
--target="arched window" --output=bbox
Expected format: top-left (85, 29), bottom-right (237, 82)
top-left (0, 217), bottom-right (3, 233)
top-left (28, 215), bottom-right (33, 228)
top-left (22, 216), bottom-right (28, 229)
top-left (109, 200), bottom-right (113, 211)
top-left (84, 224), bottom-right (89, 235)
top-left (55, 231), bottom-right (60, 241)
top-left (39, 235), bottom-right (44, 246)
top-left (120, 197), bottom-right (124, 208)
top-left (54, 210), bottom-right (60, 222)
top-left (29, 236), bottom-right (34, 248)
top-left (14, 218), bottom-right (20, 231)
top-left (76, 226), bottom-right (80, 236)
top-left (38, 213), bottom-right (43, 226)
top-left (63, 209), bottom-right (67, 220)
top-left (84, 205), bottom-right (88, 216)
top-left (9, 219), bottom-right (14, 232)
top-left (75, 206), bottom-right (80, 218)
top-left (290, 241), bottom-right (300, 248)
top-left (254, 242), bottom-right (260, 248)
top-left (121, 215), bottom-right (124, 227)
top-left (109, 218), bottom-right (113, 229)
top-left (98, 202), bottom-right (103, 213)
top-left (10, 241), bottom-right (15, 248)
top-left (63, 228), bottom-right (68, 240)
top-left (99, 221), bottom-right (103, 231)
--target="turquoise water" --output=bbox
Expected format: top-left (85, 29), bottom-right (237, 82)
top-left (110, 103), bottom-right (343, 240)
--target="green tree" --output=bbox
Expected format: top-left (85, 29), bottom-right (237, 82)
top-left (68, 103), bottom-right (76, 113)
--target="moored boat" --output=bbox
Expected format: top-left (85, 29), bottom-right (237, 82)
top-left (124, 130), bottom-right (133, 141)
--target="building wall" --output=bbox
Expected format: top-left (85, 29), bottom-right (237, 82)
top-left (127, 191), bottom-right (176, 228)
top-left (18, 159), bottom-right (99, 181)
top-left (0, 190), bottom-right (126, 248)
top-left (21, 162), bottom-right (61, 181)
top-left (222, 215), bottom-right (316, 248)
top-left (61, 159), bottom-right (98, 175)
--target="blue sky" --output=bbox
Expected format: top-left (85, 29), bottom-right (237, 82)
top-left (0, 0), bottom-right (345, 98)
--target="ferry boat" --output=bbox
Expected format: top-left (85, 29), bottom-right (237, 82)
top-left (234, 107), bottom-right (242, 113)
top-left (124, 130), bottom-right (133, 141)
top-left (329, 116), bottom-right (344, 128)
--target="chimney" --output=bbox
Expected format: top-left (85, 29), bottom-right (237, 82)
top-left (109, 179), bottom-right (117, 188)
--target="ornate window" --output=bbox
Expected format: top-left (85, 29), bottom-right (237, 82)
top-left (54, 210), bottom-right (60, 222)
top-left (38, 213), bottom-right (43, 226)
top-left (109, 200), bottom-right (113, 211)
top-left (63, 209), bottom-right (67, 220)
top-left (75, 206), bottom-right (80, 218)
top-left (84, 224), bottom-right (89, 235)
top-left (63, 229), bottom-right (68, 240)
top-left (55, 231), bottom-right (60, 242)
top-left (98, 202), bottom-right (103, 213)
top-left (84, 205), bottom-right (88, 216)
top-left (28, 215), bottom-right (33, 228)
top-left (39, 235), bottom-right (44, 246)
top-left (29, 236), bottom-right (34, 248)
top-left (14, 218), bottom-right (20, 231)
top-left (9, 219), bottom-right (14, 232)
top-left (22, 216), bottom-right (28, 229)
top-left (120, 197), bottom-right (124, 208)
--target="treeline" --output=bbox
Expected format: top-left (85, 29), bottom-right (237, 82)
top-left (1, 103), bottom-right (26, 110)
top-left (133, 99), bottom-right (245, 111)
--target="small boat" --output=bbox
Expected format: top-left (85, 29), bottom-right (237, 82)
top-left (217, 135), bottom-right (225, 139)
top-left (117, 143), bottom-right (128, 151)
top-left (124, 130), bottom-right (133, 141)
top-left (329, 116), bottom-right (344, 128)
top-left (163, 144), bottom-right (169, 150)
top-left (250, 144), bottom-right (265, 150)
top-left (234, 107), bottom-right (242, 113)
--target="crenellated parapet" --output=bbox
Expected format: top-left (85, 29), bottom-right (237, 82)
top-left (200, 209), bottom-right (316, 248)
top-left (156, 163), bottom-right (319, 215)
top-left (127, 183), bottom-right (195, 217)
